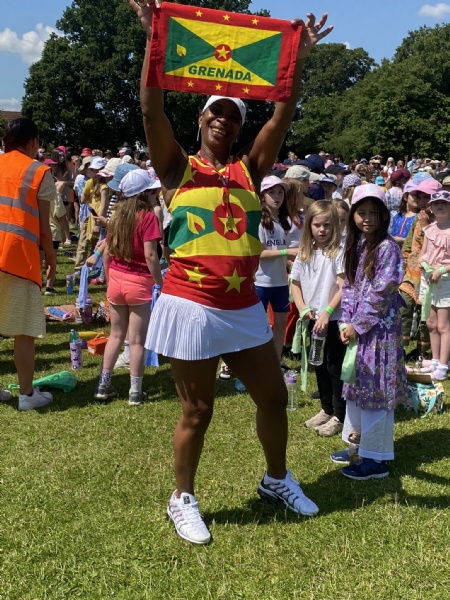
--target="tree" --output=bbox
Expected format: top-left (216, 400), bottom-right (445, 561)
top-left (22, 0), bottom-right (271, 154)
top-left (287, 44), bottom-right (376, 157)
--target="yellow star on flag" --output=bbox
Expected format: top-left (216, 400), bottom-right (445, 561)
top-left (224, 268), bottom-right (247, 293)
top-left (185, 266), bottom-right (208, 287)
top-left (216, 45), bottom-right (230, 59)
top-left (223, 14), bottom-right (230, 21)
top-left (243, 87), bottom-right (250, 94)
top-left (196, 10), bottom-right (202, 17)
top-left (187, 80), bottom-right (194, 87)
top-left (252, 18), bottom-right (259, 25)
top-left (218, 215), bottom-right (242, 234)
top-left (215, 83), bottom-right (223, 90)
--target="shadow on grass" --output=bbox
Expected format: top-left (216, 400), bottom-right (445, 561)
top-left (202, 428), bottom-right (450, 526)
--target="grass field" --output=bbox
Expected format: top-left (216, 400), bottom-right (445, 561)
top-left (1, 249), bottom-right (449, 599)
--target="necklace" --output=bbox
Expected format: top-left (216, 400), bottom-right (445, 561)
top-left (197, 152), bottom-right (235, 231)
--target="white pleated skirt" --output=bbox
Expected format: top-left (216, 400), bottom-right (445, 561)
top-left (145, 293), bottom-right (273, 360)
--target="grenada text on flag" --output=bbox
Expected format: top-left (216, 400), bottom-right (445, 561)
top-left (146, 3), bottom-right (301, 102)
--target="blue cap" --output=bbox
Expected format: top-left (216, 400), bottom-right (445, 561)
top-left (107, 163), bottom-right (139, 191)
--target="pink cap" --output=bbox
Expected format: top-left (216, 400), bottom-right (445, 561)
top-left (351, 183), bottom-right (388, 207)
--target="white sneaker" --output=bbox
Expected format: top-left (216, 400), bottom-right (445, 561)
top-left (258, 469), bottom-right (319, 516)
top-left (114, 352), bottom-right (130, 370)
top-left (167, 491), bottom-right (211, 545)
top-left (0, 385), bottom-right (12, 402)
top-left (18, 388), bottom-right (53, 411)
top-left (304, 409), bottom-right (331, 429)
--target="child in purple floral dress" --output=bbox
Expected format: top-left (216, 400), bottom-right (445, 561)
top-left (331, 184), bottom-right (407, 480)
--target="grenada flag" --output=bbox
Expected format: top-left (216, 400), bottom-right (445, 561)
top-left (146, 3), bottom-right (302, 102)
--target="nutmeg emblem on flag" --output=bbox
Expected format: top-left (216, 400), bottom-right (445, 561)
top-left (146, 3), bottom-right (302, 102)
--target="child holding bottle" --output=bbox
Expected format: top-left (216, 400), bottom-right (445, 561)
top-left (333, 184), bottom-right (407, 480)
top-left (291, 201), bottom-right (346, 437)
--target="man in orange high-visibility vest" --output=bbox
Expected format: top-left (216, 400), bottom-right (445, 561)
top-left (0, 118), bottom-right (56, 410)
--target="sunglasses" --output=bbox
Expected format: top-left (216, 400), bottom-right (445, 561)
top-left (431, 191), bottom-right (450, 201)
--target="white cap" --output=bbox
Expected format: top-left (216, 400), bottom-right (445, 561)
top-left (119, 168), bottom-right (158, 197)
top-left (202, 96), bottom-right (246, 124)
top-left (89, 156), bottom-right (107, 170)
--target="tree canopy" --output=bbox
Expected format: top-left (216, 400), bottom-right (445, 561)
top-left (21, 4), bottom-right (450, 160)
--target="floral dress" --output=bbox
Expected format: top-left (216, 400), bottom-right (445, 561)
top-left (340, 237), bottom-right (407, 411)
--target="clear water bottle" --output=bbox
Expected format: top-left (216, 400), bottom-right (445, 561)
top-left (66, 274), bottom-right (74, 295)
top-left (285, 374), bottom-right (297, 411)
top-left (309, 333), bottom-right (326, 366)
top-left (82, 295), bottom-right (93, 324)
top-left (69, 329), bottom-right (83, 370)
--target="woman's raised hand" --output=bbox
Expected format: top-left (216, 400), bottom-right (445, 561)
top-left (292, 13), bottom-right (333, 60)
top-left (128, 0), bottom-right (160, 36)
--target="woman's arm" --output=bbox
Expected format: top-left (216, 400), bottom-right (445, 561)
top-left (130, 0), bottom-right (187, 195)
top-left (240, 13), bottom-right (333, 184)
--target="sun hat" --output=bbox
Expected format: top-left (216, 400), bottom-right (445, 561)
top-left (359, 158), bottom-right (368, 164)
top-left (325, 164), bottom-right (351, 176)
top-left (403, 180), bottom-right (421, 194)
top-left (97, 157), bottom-right (121, 178)
top-left (57, 145), bottom-right (67, 154)
top-left (429, 190), bottom-right (450, 204)
top-left (202, 95), bottom-right (246, 124)
top-left (351, 183), bottom-right (388, 207)
top-left (390, 168), bottom-right (411, 183)
top-left (80, 147), bottom-right (93, 157)
top-left (44, 158), bottom-right (58, 166)
top-left (319, 175), bottom-right (337, 186)
top-left (417, 178), bottom-right (442, 195)
top-left (305, 153), bottom-right (324, 174)
top-left (284, 165), bottom-right (320, 181)
top-left (442, 175), bottom-right (450, 186)
top-left (78, 156), bottom-right (92, 172)
top-left (121, 155), bottom-right (132, 164)
top-left (412, 171), bottom-right (433, 182)
top-left (107, 163), bottom-right (139, 191)
top-left (89, 157), bottom-right (107, 171)
top-left (119, 168), bottom-right (157, 198)
top-left (342, 174), bottom-right (362, 189)
top-left (118, 147), bottom-right (129, 155)
top-left (375, 176), bottom-right (386, 185)
top-left (260, 175), bottom-right (289, 193)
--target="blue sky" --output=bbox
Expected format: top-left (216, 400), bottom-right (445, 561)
top-left (1, 1), bottom-right (450, 110)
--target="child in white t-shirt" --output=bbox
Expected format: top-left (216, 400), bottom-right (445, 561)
top-left (291, 201), bottom-right (346, 436)
top-left (255, 176), bottom-right (298, 363)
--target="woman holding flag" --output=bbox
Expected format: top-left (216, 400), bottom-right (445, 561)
top-left (130, 0), bottom-right (332, 545)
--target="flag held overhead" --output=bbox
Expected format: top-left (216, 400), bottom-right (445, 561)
top-left (146, 3), bottom-right (302, 102)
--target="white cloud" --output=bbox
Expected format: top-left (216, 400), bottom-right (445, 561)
top-left (344, 41), bottom-right (352, 50)
top-left (419, 3), bottom-right (450, 18)
top-left (0, 23), bottom-right (59, 65)
top-left (0, 98), bottom-right (22, 111)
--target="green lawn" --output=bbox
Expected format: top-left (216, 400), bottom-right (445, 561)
top-left (1, 249), bottom-right (449, 599)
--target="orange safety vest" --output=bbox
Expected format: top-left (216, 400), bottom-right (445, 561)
top-left (0, 150), bottom-right (49, 286)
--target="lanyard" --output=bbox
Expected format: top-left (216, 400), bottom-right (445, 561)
top-left (197, 152), bottom-right (235, 231)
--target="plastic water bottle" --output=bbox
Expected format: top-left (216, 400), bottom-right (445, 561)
top-left (74, 299), bottom-right (83, 324)
top-left (410, 308), bottom-right (418, 340)
top-left (285, 373), bottom-right (297, 411)
top-left (309, 333), bottom-right (326, 366)
top-left (69, 329), bottom-right (83, 370)
top-left (66, 274), bottom-right (74, 295)
top-left (83, 295), bottom-right (93, 324)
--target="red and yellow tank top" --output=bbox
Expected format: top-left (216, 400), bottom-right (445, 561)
top-left (163, 155), bottom-right (262, 309)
